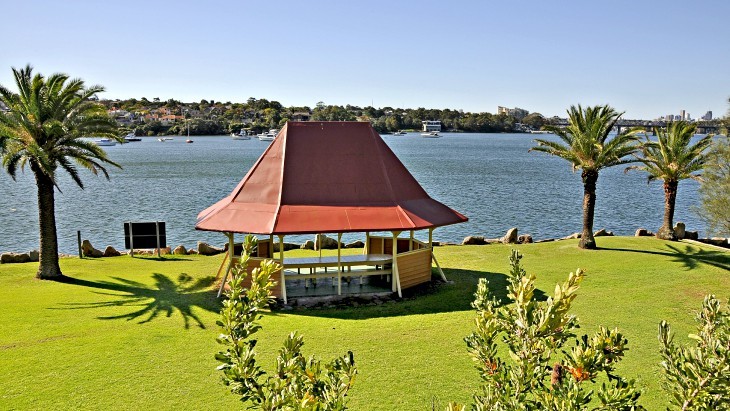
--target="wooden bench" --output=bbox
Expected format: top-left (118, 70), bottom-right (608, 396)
top-left (282, 254), bottom-right (393, 289)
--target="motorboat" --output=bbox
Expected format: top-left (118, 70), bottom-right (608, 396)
top-left (185, 139), bottom-right (194, 143)
top-left (258, 129), bottom-right (278, 141)
top-left (123, 132), bottom-right (141, 142)
top-left (157, 137), bottom-right (173, 142)
top-left (232, 129), bottom-right (251, 140)
top-left (420, 131), bottom-right (441, 138)
top-left (94, 138), bottom-right (117, 146)
top-left (393, 131), bottom-right (407, 136)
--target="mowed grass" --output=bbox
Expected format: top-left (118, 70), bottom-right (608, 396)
top-left (0, 237), bottom-right (728, 410)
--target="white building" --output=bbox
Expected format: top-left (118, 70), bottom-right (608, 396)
top-left (422, 120), bottom-right (441, 132)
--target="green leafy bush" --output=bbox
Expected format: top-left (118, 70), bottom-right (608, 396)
top-left (449, 250), bottom-right (643, 410)
top-left (215, 235), bottom-right (357, 410)
top-left (659, 295), bottom-right (730, 410)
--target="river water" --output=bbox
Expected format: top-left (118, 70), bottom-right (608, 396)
top-left (0, 133), bottom-right (706, 254)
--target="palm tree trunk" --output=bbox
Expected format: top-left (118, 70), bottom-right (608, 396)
top-left (32, 163), bottom-right (63, 279)
top-left (657, 180), bottom-right (678, 240)
top-left (579, 170), bottom-right (598, 249)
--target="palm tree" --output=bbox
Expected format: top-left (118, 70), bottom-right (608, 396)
top-left (626, 121), bottom-right (713, 240)
top-left (530, 104), bottom-right (640, 249)
top-left (0, 65), bottom-right (119, 279)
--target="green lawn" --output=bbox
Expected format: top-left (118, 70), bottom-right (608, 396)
top-left (0, 237), bottom-right (728, 410)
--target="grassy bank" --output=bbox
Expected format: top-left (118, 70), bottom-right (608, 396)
top-left (0, 237), bottom-right (728, 409)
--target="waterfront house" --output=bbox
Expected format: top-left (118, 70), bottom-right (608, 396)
top-left (422, 120), bottom-right (441, 132)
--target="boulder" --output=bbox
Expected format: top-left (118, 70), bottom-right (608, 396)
top-left (314, 234), bottom-right (340, 250)
top-left (156, 247), bottom-right (172, 256)
top-left (501, 228), bottom-right (519, 244)
top-left (81, 240), bottom-right (103, 258)
top-left (301, 240), bottom-right (315, 250)
top-left (173, 245), bottom-right (187, 255)
top-left (593, 228), bottom-right (614, 237)
top-left (28, 250), bottom-right (39, 262)
top-left (345, 240), bottom-right (365, 249)
top-left (684, 231), bottom-right (699, 240)
top-left (0, 252), bottom-right (31, 264)
top-left (517, 234), bottom-right (533, 244)
top-left (187, 248), bottom-right (199, 255)
top-left (103, 246), bottom-right (121, 257)
top-left (562, 232), bottom-right (582, 240)
top-left (673, 222), bottom-right (686, 240)
top-left (462, 236), bottom-right (487, 245)
top-left (635, 228), bottom-right (651, 237)
top-left (197, 241), bottom-right (223, 256)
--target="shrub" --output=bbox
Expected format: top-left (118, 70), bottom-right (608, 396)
top-left (449, 250), bottom-right (643, 410)
top-left (215, 235), bottom-right (357, 410)
top-left (658, 295), bottom-right (730, 410)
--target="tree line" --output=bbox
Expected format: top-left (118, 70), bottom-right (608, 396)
top-left (103, 97), bottom-right (549, 136)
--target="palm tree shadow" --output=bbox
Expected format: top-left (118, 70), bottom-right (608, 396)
top-left (286, 268), bottom-right (547, 320)
top-left (599, 243), bottom-right (729, 271)
top-left (55, 274), bottom-right (221, 329)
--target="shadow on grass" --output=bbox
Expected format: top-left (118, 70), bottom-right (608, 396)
top-left (55, 273), bottom-right (221, 329)
top-left (599, 242), bottom-right (730, 271)
top-left (129, 256), bottom-right (194, 262)
top-left (285, 268), bottom-right (547, 320)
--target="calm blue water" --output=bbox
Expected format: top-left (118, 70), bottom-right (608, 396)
top-left (0, 133), bottom-right (705, 254)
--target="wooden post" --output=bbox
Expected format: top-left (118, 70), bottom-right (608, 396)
top-left (269, 234), bottom-right (274, 258)
top-left (429, 228), bottom-right (447, 282)
top-left (155, 221), bottom-right (161, 258)
top-left (129, 222), bottom-right (134, 257)
top-left (409, 230), bottom-right (414, 251)
top-left (391, 231), bottom-right (402, 297)
top-left (365, 232), bottom-right (369, 255)
top-left (217, 232), bottom-right (235, 298)
top-left (77, 230), bottom-right (82, 259)
top-left (337, 233), bottom-right (342, 296)
top-left (278, 235), bottom-right (287, 304)
top-left (318, 233), bottom-right (322, 258)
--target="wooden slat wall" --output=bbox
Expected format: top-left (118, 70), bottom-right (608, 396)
top-left (396, 249), bottom-right (432, 289)
top-left (257, 240), bottom-right (271, 258)
top-left (229, 257), bottom-right (283, 298)
top-left (369, 236), bottom-right (422, 254)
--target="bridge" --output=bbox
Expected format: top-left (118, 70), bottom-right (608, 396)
top-left (550, 119), bottom-right (721, 134)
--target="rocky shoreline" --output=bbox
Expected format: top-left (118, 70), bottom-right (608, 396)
top-left (1, 224), bottom-right (727, 264)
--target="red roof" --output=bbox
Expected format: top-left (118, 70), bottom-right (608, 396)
top-left (195, 121), bottom-right (467, 235)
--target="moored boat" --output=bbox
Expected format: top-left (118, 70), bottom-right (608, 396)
top-left (123, 132), bottom-right (141, 142)
top-left (258, 129), bottom-right (278, 141)
top-left (420, 131), bottom-right (440, 138)
top-left (232, 129), bottom-right (251, 140)
top-left (94, 138), bottom-right (117, 146)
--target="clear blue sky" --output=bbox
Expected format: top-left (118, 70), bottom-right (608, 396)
top-left (1, 0), bottom-right (728, 119)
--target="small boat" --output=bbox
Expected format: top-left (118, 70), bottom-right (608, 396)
top-left (232, 129), bottom-right (251, 140)
top-left (94, 138), bottom-right (117, 146)
top-left (529, 130), bottom-right (552, 134)
top-left (393, 131), bottom-right (406, 136)
top-left (185, 139), bottom-right (194, 143)
top-left (258, 129), bottom-right (278, 141)
top-left (157, 137), bottom-right (174, 142)
top-left (420, 131), bottom-right (441, 138)
top-left (123, 132), bottom-right (141, 142)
